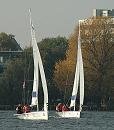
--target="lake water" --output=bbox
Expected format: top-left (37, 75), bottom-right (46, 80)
top-left (0, 111), bottom-right (114, 130)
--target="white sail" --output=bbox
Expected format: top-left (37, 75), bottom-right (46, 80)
top-left (70, 40), bottom-right (80, 109)
top-left (78, 20), bottom-right (84, 111)
top-left (70, 20), bottom-right (84, 111)
top-left (29, 10), bottom-right (39, 107)
top-left (29, 10), bottom-right (48, 111)
top-left (31, 55), bottom-right (39, 106)
top-left (79, 36), bottom-right (84, 111)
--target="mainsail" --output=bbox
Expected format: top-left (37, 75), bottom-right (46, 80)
top-left (29, 9), bottom-right (48, 111)
top-left (70, 43), bottom-right (80, 110)
top-left (70, 20), bottom-right (84, 111)
top-left (78, 23), bottom-right (84, 111)
top-left (29, 10), bottom-right (39, 107)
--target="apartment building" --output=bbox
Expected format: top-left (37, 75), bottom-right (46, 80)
top-left (93, 9), bottom-right (114, 17)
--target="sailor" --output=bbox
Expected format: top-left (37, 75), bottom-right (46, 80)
top-left (23, 104), bottom-right (30, 113)
top-left (56, 103), bottom-right (64, 112)
top-left (62, 105), bottom-right (70, 111)
top-left (16, 104), bottom-right (23, 114)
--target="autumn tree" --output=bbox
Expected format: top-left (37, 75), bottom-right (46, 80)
top-left (81, 17), bottom-right (114, 108)
top-left (54, 28), bottom-right (78, 102)
top-left (54, 17), bottom-right (114, 109)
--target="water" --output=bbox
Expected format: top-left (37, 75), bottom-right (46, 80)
top-left (0, 111), bottom-right (114, 130)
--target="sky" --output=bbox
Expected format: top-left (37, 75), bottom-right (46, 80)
top-left (0, 0), bottom-right (114, 48)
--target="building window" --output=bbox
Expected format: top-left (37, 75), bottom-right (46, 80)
top-left (102, 11), bottom-right (108, 16)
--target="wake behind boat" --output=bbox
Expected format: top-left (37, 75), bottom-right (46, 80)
top-left (14, 9), bottom-right (48, 120)
top-left (55, 20), bottom-right (84, 118)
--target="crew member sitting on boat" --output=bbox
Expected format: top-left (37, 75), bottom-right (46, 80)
top-left (56, 103), bottom-right (70, 112)
top-left (16, 104), bottom-right (23, 114)
top-left (62, 104), bottom-right (70, 111)
top-left (56, 103), bottom-right (64, 112)
top-left (23, 104), bottom-right (30, 113)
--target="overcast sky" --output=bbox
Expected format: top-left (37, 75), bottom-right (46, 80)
top-left (0, 0), bottom-right (114, 48)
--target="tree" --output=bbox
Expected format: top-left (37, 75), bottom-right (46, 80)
top-left (81, 17), bottom-right (114, 108)
top-left (38, 37), bottom-right (68, 104)
top-left (38, 36), bottom-right (68, 79)
top-left (0, 58), bottom-right (25, 105)
top-left (54, 31), bottom-right (78, 101)
top-left (54, 17), bottom-right (114, 109)
top-left (0, 32), bottom-right (22, 51)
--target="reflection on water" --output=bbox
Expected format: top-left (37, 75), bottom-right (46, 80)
top-left (0, 111), bottom-right (114, 130)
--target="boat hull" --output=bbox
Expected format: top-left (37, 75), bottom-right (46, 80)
top-left (14, 111), bottom-right (48, 120)
top-left (56, 111), bottom-right (80, 118)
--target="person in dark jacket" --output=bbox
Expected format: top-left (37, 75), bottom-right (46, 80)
top-left (16, 104), bottom-right (23, 114)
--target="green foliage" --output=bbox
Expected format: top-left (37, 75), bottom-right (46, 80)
top-left (39, 36), bottom-right (68, 79)
top-left (0, 32), bottom-right (21, 51)
top-left (0, 36), bottom-right (68, 107)
top-left (38, 37), bottom-right (68, 103)
top-left (0, 58), bottom-right (25, 105)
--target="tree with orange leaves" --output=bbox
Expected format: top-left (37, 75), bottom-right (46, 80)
top-left (54, 17), bottom-right (114, 109)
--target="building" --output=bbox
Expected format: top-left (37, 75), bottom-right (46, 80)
top-left (93, 9), bottom-right (114, 17)
top-left (0, 33), bottom-right (23, 73)
top-left (0, 33), bottom-right (23, 63)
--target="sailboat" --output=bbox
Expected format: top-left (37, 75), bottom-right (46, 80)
top-left (56, 20), bottom-right (84, 118)
top-left (14, 9), bottom-right (48, 120)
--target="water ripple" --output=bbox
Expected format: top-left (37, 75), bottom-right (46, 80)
top-left (0, 111), bottom-right (114, 130)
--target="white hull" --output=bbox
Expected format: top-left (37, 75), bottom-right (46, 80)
top-left (14, 111), bottom-right (48, 120)
top-left (56, 111), bottom-right (80, 118)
